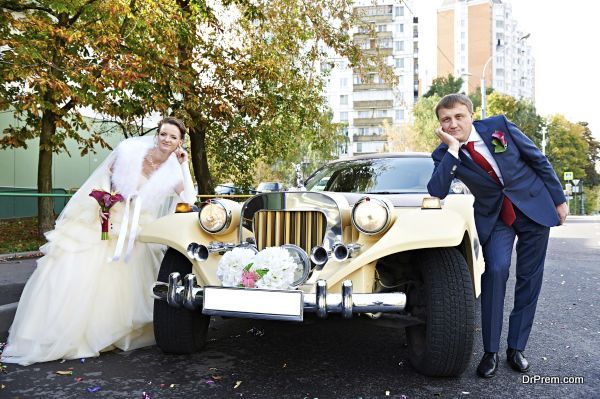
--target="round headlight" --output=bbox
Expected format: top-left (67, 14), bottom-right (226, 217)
top-left (199, 200), bottom-right (231, 233)
top-left (351, 197), bottom-right (391, 235)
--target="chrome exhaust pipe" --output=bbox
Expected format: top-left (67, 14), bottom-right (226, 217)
top-left (187, 243), bottom-right (209, 262)
top-left (332, 243), bottom-right (349, 261)
top-left (310, 246), bottom-right (330, 269)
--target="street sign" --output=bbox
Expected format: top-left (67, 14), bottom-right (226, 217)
top-left (564, 172), bottom-right (573, 180)
top-left (573, 179), bottom-right (580, 186)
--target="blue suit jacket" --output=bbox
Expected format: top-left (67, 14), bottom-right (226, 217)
top-left (427, 115), bottom-right (566, 245)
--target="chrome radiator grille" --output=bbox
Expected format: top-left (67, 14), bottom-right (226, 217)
top-left (253, 211), bottom-right (327, 254)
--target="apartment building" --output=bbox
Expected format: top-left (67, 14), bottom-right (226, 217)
top-left (437, 0), bottom-right (534, 100)
top-left (323, 0), bottom-right (419, 156)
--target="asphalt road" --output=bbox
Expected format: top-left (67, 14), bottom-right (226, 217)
top-left (0, 216), bottom-right (598, 398)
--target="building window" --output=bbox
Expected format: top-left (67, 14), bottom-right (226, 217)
top-left (394, 41), bottom-right (404, 51)
top-left (496, 20), bottom-right (504, 28)
top-left (378, 38), bottom-right (392, 48)
top-left (377, 24), bottom-right (387, 32)
top-left (340, 77), bottom-right (348, 88)
top-left (340, 95), bottom-right (348, 105)
top-left (395, 6), bottom-right (404, 17)
top-left (356, 128), bottom-right (367, 136)
top-left (396, 23), bottom-right (404, 33)
top-left (375, 109), bottom-right (388, 117)
top-left (395, 58), bottom-right (405, 69)
top-left (395, 109), bottom-right (404, 121)
top-left (461, 32), bottom-right (466, 39)
top-left (340, 112), bottom-right (348, 122)
top-left (357, 110), bottom-right (371, 118)
top-left (353, 75), bottom-right (362, 85)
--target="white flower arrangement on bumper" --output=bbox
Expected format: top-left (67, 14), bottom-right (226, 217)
top-left (216, 247), bottom-right (298, 290)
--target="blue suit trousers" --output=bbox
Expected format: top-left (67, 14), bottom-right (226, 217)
top-left (481, 207), bottom-right (550, 353)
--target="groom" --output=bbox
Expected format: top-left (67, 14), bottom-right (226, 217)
top-left (427, 94), bottom-right (568, 378)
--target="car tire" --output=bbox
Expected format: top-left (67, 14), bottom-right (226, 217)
top-left (154, 248), bottom-right (210, 354)
top-left (405, 248), bottom-right (475, 377)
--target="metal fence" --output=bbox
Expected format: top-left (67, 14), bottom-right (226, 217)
top-left (0, 188), bottom-right (73, 219)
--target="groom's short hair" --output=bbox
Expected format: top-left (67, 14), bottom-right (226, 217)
top-left (435, 94), bottom-right (474, 119)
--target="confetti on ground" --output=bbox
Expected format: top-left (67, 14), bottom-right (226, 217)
top-left (282, 363), bottom-right (287, 368)
top-left (1, 384), bottom-right (5, 389)
top-left (60, 359), bottom-right (66, 363)
top-left (170, 384), bottom-right (176, 388)
top-left (80, 358), bottom-right (86, 363)
top-left (87, 386), bottom-right (101, 393)
top-left (142, 392), bottom-right (151, 399)
top-left (462, 392), bottom-right (470, 395)
top-left (206, 380), bottom-right (215, 385)
top-left (385, 391), bottom-right (390, 396)
top-left (56, 370), bottom-right (73, 376)
top-left (247, 327), bottom-right (265, 337)
top-left (234, 381), bottom-right (242, 389)
top-left (542, 356), bottom-right (548, 361)
top-left (75, 378), bottom-right (83, 383)
top-left (212, 375), bottom-right (223, 380)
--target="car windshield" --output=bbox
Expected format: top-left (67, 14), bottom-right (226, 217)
top-left (305, 157), bottom-right (434, 194)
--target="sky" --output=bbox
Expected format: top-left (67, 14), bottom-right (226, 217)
top-left (417, 0), bottom-right (600, 139)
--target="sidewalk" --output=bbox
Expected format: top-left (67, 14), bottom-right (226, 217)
top-left (0, 251), bottom-right (39, 341)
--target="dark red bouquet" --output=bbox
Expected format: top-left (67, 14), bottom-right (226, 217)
top-left (89, 190), bottom-right (124, 240)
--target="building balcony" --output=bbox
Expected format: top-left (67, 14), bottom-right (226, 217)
top-left (353, 83), bottom-right (392, 91)
top-left (354, 134), bottom-right (388, 142)
top-left (362, 47), bottom-right (393, 56)
top-left (354, 31), bottom-right (393, 40)
top-left (353, 117), bottom-right (393, 127)
top-left (353, 100), bottom-right (394, 109)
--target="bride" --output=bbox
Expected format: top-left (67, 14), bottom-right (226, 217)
top-left (1, 117), bottom-right (196, 365)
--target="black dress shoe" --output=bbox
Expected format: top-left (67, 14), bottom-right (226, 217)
top-left (506, 348), bottom-right (530, 372)
top-left (477, 352), bottom-right (499, 378)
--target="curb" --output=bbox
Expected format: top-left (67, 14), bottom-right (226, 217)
top-left (0, 251), bottom-right (43, 261)
top-left (0, 302), bottom-right (18, 341)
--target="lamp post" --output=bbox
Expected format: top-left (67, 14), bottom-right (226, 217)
top-left (480, 34), bottom-right (530, 119)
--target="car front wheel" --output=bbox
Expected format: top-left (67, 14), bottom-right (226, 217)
top-left (154, 248), bottom-right (210, 354)
top-left (405, 248), bottom-right (475, 377)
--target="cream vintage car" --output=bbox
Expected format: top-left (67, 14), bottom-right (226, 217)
top-left (139, 153), bottom-right (484, 377)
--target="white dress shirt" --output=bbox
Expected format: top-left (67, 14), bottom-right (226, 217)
top-left (448, 126), bottom-right (504, 184)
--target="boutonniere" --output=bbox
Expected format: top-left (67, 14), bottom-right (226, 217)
top-left (491, 131), bottom-right (508, 153)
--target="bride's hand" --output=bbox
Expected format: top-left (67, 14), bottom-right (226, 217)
top-left (175, 146), bottom-right (188, 164)
top-left (99, 209), bottom-right (108, 221)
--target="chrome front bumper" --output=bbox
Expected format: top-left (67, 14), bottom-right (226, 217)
top-left (152, 273), bottom-right (407, 321)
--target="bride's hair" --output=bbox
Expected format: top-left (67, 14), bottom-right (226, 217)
top-left (158, 117), bottom-right (187, 139)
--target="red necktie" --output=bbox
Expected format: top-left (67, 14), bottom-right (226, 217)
top-left (463, 141), bottom-right (516, 226)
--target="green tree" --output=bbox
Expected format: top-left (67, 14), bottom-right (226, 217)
top-left (423, 74), bottom-right (463, 98)
top-left (485, 92), bottom-right (543, 144)
top-left (546, 114), bottom-right (588, 186)
top-left (579, 122), bottom-right (600, 186)
top-left (409, 95), bottom-right (442, 151)
top-left (148, 0), bottom-right (380, 194)
top-left (0, 0), bottom-right (158, 234)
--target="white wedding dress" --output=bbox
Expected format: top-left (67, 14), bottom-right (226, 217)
top-left (1, 136), bottom-right (196, 365)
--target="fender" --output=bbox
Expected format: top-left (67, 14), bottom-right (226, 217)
top-left (323, 206), bottom-right (483, 296)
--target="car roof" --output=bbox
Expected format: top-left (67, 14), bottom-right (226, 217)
top-left (328, 152), bottom-right (431, 164)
